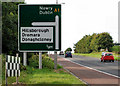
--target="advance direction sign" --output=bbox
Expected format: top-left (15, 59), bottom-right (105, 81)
top-left (18, 4), bottom-right (61, 51)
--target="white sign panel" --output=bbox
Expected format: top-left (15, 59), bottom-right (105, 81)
top-left (21, 27), bottom-right (53, 43)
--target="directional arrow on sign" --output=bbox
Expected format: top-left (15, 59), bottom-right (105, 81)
top-left (32, 15), bottom-right (59, 50)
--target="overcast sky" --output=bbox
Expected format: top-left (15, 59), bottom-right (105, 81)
top-left (25, 0), bottom-right (119, 52)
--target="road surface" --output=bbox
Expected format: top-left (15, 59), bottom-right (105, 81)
top-left (51, 54), bottom-right (120, 86)
top-left (58, 55), bottom-right (119, 77)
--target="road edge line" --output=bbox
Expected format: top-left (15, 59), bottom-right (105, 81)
top-left (63, 57), bottom-right (120, 79)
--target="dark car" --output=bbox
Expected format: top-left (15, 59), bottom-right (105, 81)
top-left (59, 51), bottom-right (64, 55)
top-left (100, 53), bottom-right (114, 62)
top-left (65, 52), bottom-right (72, 58)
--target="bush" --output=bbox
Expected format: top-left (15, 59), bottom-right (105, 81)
top-left (28, 54), bottom-right (54, 69)
top-left (28, 54), bottom-right (39, 68)
top-left (42, 56), bottom-right (54, 69)
top-left (110, 46), bottom-right (120, 54)
top-left (57, 64), bottom-right (63, 69)
top-left (28, 54), bottom-right (62, 69)
top-left (20, 64), bottom-right (27, 71)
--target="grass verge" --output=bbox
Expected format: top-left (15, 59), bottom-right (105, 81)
top-left (73, 52), bottom-right (120, 60)
top-left (2, 67), bottom-right (86, 85)
top-left (2, 54), bottom-right (86, 86)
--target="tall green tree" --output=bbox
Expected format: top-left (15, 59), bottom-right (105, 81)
top-left (74, 35), bottom-right (92, 53)
top-left (2, 2), bottom-right (24, 55)
top-left (74, 32), bottom-right (114, 53)
top-left (90, 33), bottom-right (99, 52)
top-left (97, 32), bottom-right (113, 51)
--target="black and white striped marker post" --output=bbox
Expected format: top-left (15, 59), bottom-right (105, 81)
top-left (5, 54), bottom-right (20, 85)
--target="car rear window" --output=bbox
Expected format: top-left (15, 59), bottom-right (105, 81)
top-left (105, 54), bottom-right (113, 56)
top-left (66, 52), bottom-right (71, 54)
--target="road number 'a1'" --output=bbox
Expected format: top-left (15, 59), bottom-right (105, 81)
top-left (54, 8), bottom-right (60, 12)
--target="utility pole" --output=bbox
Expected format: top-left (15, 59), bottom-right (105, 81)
top-left (56, 0), bottom-right (58, 4)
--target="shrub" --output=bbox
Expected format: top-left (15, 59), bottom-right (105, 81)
top-left (28, 55), bottom-right (39, 68)
top-left (28, 54), bottom-right (54, 69)
top-left (42, 56), bottom-right (54, 69)
top-left (20, 64), bottom-right (27, 71)
top-left (29, 54), bottom-right (62, 69)
top-left (110, 46), bottom-right (120, 54)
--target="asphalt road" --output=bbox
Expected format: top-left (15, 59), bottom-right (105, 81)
top-left (58, 55), bottom-right (120, 78)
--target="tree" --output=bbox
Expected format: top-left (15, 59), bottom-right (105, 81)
top-left (65, 47), bottom-right (72, 53)
top-left (90, 33), bottom-right (99, 52)
top-left (2, 2), bottom-right (24, 55)
top-left (110, 45), bottom-right (120, 54)
top-left (74, 32), bottom-right (114, 53)
top-left (74, 35), bottom-right (92, 53)
top-left (97, 32), bottom-right (114, 51)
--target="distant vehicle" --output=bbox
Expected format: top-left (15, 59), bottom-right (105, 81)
top-left (59, 51), bottom-right (64, 55)
top-left (100, 53), bottom-right (114, 62)
top-left (65, 52), bottom-right (72, 58)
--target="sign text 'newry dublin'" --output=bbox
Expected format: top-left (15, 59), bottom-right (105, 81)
top-left (18, 4), bottom-right (61, 51)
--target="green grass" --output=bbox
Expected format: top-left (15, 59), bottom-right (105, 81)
top-left (73, 52), bottom-right (120, 60)
top-left (1, 54), bottom-right (86, 85)
top-left (2, 67), bottom-right (86, 85)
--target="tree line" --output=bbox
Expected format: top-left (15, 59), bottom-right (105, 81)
top-left (74, 32), bottom-right (114, 53)
top-left (2, 2), bottom-right (24, 55)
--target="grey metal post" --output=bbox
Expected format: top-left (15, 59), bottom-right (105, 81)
top-left (5, 56), bottom-right (7, 86)
top-left (23, 52), bottom-right (27, 66)
top-left (16, 53), bottom-right (18, 85)
top-left (118, 2), bottom-right (120, 82)
top-left (5, 69), bottom-right (7, 86)
top-left (54, 0), bottom-right (58, 70)
top-left (39, 52), bottom-right (42, 69)
top-left (54, 51), bottom-right (57, 69)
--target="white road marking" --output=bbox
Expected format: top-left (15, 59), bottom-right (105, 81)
top-left (63, 57), bottom-right (120, 79)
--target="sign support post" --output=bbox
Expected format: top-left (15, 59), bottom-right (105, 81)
top-left (39, 52), bottom-right (42, 69)
top-left (54, 0), bottom-right (58, 70)
top-left (23, 52), bottom-right (27, 66)
top-left (16, 53), bottom-right (19, 85)
top-left (5, 56), bottom-right (7, 86)
top-left (16, 74), bottom-right (18, 85)
top-left (54, 51), bottom-right (57, 69)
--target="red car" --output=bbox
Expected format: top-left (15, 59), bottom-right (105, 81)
top-left (101, 53), bottom-right (114, 62)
